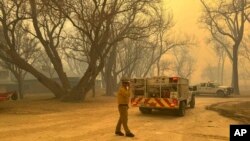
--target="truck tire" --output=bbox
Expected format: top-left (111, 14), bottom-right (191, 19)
top-left (139, 107), bottom-right (152, 114)
top-left (190, 95), bottom-right (195, 108)
top-left (177, 101), bottom-right (186, 116)
top-left (216, 90), bottom-right (225, 97)
top-left (11, 91), bottom-right (18, 100)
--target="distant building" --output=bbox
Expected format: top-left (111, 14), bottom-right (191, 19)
top-left (0, 68), bottom-right (17, 91)
top-left (0, 67), bottom-right (103, 93)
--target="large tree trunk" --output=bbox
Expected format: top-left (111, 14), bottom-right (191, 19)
top-left (232, 45), bottom-right (240, 95)
top-left (10, 68), bottom-right (25, 100)
top-left (105, 75), bottom-right (115, 96)
top-left (92, 81), bottom-right (96, 98)
top-left (17, 75), bottom-right (24, 99)
top-left (156, 61), bottom-right (160, 77)
top-left (62, 72), bottom-right (94, 102)
top-left (105, 47), bottom-right (117, 96)
top-left (62, 57), bottom-right (104, 101)
top-left (101, 70), bottom-right (106, 89)
top-left (29, 0), bottom-right (71, 93)
top-left (221, 57), bottom-right (225, 85)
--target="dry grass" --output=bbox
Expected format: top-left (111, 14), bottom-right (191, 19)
top-left (206, 100), bottom-right (250, 123)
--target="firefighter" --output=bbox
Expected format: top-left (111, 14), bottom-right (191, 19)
top-left (115, 78), bottom-right (135, 137)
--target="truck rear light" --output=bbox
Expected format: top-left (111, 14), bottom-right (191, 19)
top-left (172, 77), bottom-right (178, 80)
top-left (169, 77), bottom-right (179, 83)
top-left (172, 98), bottom-right (178, 105)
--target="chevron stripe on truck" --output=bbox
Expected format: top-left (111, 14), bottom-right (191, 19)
top-left (129, 76), bottom-right (195, 116)
top-left (131, 97), bottom-right (179, 109)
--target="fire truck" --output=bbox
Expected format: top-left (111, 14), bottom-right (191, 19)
top-left (130, 76), bottom-right (195, 116)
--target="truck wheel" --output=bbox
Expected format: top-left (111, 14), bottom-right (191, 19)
top-left (11, 91), bottom-right (18, 100)
top-left (139, 107), bottom-right (152, 114)
top-left (190, 95), bottom-right (195, 108)
top-left (177, 101), bottom-right (186, 116)
top-left (216, 91), bottom-right (224, 97)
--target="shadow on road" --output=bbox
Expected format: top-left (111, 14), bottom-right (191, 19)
top-left (133, 109), bottom-right (191, 119)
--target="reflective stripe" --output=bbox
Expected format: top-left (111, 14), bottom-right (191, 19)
top-left (131, 97), bottom-right (179, 108)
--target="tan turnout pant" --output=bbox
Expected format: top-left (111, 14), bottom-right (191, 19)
top-left (115, 105), bottom-right (131, 133)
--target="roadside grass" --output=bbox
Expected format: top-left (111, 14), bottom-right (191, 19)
top-left (206, 100), bottom-right (250, 123)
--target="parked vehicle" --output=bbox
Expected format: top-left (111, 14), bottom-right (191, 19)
top-left (130, 76), bottom-right (195, 116)
top-left (192, 82), bottom-right (233, 97)
top-left (0, 91), bottom-right (18, 102)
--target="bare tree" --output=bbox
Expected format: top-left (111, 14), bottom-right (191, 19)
top-left (213, 40), bottom-right (227, 84)
top-left (94, 2), bottom-right (164, 96)
top-left (134, 6), bottom-right (192, 78)
top-left (29, 0), bottom-right (71, 97)
top-left (159, 60), bottom-right (172, 76)
top-left (0, 0), bottom-right (195, 101)
top-left (35, 51), bottom-right (56, 78)
top-left (200, 0), bottom-right (250, 94)
top-left (103, 39), bottom-right (144, 96)
top-left (205, 35), bottom-right (229, 84)
top-left (63, 32), bottom-right (90, 76)
top-left (116, 40), bottom-right (143, 78)
top-left (154, 6), bottom-right (174, 76)
top-left (0, 0), bottom-right (74, 100)
top-left (238, 36), bottom-right (250, 78)
top-left (0, 2), bottom-right (40, 99)
top-left (240, 35), bottom-right (250, 62)
top-left (201, 64), bottom-right (218, 82)
top-left (216, 46), bottom-right (226, 85)
top-left (172, 47), bottom-right (196, 79)
top-left (100, 3), bottom-right (175, 96)
top-left (51, 0), bottom-right (162, 101)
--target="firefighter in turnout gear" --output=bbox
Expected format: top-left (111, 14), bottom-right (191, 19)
top-left (115, 78), bottom-right (135, 137)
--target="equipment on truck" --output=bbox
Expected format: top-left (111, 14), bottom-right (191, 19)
top-left (130, 76), bottom-right (195, 116)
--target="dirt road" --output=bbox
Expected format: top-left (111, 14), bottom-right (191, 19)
top-left (0, 94), bottom-right (249, 141)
